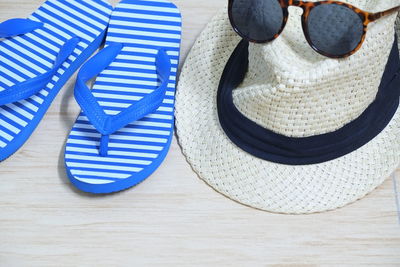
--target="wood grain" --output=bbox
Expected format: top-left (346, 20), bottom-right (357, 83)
top-left (0, 0), bottom-right (399, 266)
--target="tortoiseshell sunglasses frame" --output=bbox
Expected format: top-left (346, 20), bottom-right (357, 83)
top-left (228, 0), bottom-right (400, 58)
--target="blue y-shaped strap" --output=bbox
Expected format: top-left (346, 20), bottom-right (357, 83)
top-left (0, 18), bottom-right (43, 38)
top-left (0, 18), bottom-right (80, 105)
top-left (74, 43), bottom-right (172, 157)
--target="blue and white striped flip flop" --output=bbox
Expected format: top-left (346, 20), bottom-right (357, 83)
top-left (0, 0), bottom-right (113, 161)
top-left (64, 0), bottom-right (182, 193)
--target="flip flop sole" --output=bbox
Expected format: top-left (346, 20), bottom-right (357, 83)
top-left (65, 0), bottom-right (182, 193)
top-left (0, 0), bottom-right (113, 161)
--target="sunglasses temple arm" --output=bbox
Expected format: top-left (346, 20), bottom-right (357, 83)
top-left (370, 6), bottom-right (400, 22)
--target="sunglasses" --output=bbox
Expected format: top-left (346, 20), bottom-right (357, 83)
top-left (228, 0), bottom-right (400, 58)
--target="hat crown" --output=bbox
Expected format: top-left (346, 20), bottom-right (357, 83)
top-left (233, 0), bottom-right (398, 137)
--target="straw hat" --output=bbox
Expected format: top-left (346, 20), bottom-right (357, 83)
top-left (175, 0), bottom-right (400, 214)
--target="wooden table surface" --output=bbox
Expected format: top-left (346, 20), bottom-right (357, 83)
top-left (0, 0), bottom-right (399, 266)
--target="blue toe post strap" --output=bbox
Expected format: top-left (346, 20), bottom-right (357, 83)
top-left (0, 18), bottom-right (80, 105)
top-left (74, 43), bottom-right (172, 157)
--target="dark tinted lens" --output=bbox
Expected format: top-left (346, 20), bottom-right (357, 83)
top-left (307, 4), bottom-right (364, 56)
top-left (231, 0), bottom-right (284, 42)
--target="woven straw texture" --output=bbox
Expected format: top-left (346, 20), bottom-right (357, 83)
top-left (175, 1), bottom-right (400, 214)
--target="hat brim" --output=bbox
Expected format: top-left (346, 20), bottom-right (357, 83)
top-left (175, 9), bottom-right (400, 214)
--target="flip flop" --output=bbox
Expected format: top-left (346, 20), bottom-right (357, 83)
top-left (0, 0), bottom-right (113, 161)
top-left (64, 0), bottom-right (182, 193)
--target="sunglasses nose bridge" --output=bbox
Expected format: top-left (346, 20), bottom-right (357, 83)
top-left (285, 0), bottom-right (307, 15)
top-left (287, 0), bottom-right (306, 8)
top-left (286, 4), bottom-right (305, 17)
top-left (286, 2), bottom-right (309, 28)
top-left (281, 5), bottom-right (319, 58)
